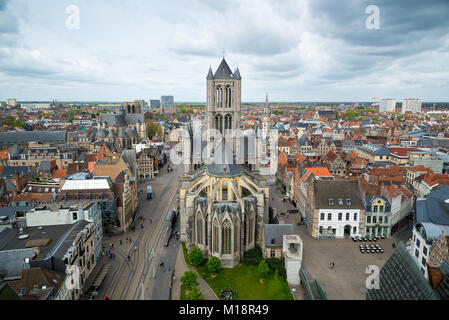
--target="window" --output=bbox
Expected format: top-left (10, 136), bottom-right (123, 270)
top-left (416, 238), bottom-right (420, 248)
top-left (328, 213), bottom-right (332, 221)
top-left (367, 216), bottom-right (371, 224)
top-left (373, 206), bottom-right (378, 212)
top-left (320, 213), bottom-right (325, 221)
top-left (384, 216), bottom-right (388, 224)
top-left (222, 219), bottom-right (232, 255)
top-left (338, 199), bottom-right (343, 206)
top-left (328, 199), bottom-right (334, 206)
top-left (270, 249), bottom-right (276, 258)
top-left (346, 213), bottom-right (349, 221)
top-left (338, 213), bottom-right (342, 221)
top-left (379, 206), bottom-right (384, 213)
top-left (353, 213), bottom-right (357, 221)
top-left (72, 212), bottom-right (78, 220)
top-left (346, 199), bottom-right (351, 205)
top-left (213, 220), bottom-right (219, 253)
top-left (373, 216), bottom-right (377, 224)
top-left (196, 214), bottom-right (203, 245)
top-left (422, 257), bottom-right (426, 267)
top-left (423, 246), bottom-right (428, 256)
top-left (319, 226), bottom-right (323, 234)
top-left (415, 249), bottom-right (419, 258)
top-left (379, 216), bottom-right (383, 224)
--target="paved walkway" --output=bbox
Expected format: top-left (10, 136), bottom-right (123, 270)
top-left (172, 245), bottom-right (218, 300)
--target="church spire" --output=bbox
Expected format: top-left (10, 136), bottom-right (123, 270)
top-left (234, 66), bottom-right (241, 80)
top-left (207, 66), bottom-right (214, 79)
top-left (265, 92), bottom-right (269, 107)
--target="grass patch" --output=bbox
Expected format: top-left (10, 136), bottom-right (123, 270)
top-left (197, 263), bottom-right (292, 300)
top-left (181, 243), bottom-right (292, 300)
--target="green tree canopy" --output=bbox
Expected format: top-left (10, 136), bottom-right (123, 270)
top-left (206, 256), bottom-right (221, 273)
top-left (180, 271), bottom-right (198, 288)
top-left (187, 245), bottom-right (205, 266)
top-left (186, 286), bottom-right (205, 300)
top-left (147, 120), bottom-right (163, 139)
top-left (258, 260), bottom-right (271, 278)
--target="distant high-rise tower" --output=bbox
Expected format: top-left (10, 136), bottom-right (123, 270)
top-left (379, 98), bottom-right (396, 113)
top-left (402, 98), bottom-right (422, 114)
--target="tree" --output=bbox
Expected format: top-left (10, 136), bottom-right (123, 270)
top-left (206, 256), bottom-right (221, 273)
top-left (147, 120), bottom-right (163, 139)
top-left (187, 245), bottom-right (205, 266)
top-left (258, 260), bottom-right (271, 278)
top-left (186, 286), bottom-right (205, 300)
top-left (180, 271), bottom-right (198, 288)
top-left (91, 113), bottom-right (96, 118)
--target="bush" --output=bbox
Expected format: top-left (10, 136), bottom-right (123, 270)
top-left (187, 245), bottom-right (205, 266)
top-left (242, 246), bottom-right (263, 266)
top-left (207, 256), bottom-right (221, 273)
top-left (186, 286), bottom-right (205, 300)
top-left (257, 260), bottom-right (271, 278)
top-left (180, 271), bottom-right (198, 288)
top-left (267, 258), bottom-right (287, 279)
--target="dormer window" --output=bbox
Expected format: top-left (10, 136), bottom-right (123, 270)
top-left (338, 199), bottom-right (343, 206)
top-left (346, 199), bottom-right (351, 205)
top-left (328, 199), bottom-right (334, 206)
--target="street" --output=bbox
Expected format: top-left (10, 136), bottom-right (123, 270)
top-left (87, 154), bottom-right (184, 300)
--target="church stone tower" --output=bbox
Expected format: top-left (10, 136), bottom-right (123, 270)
top-left (262, 93), bottom-right (271, 137)
top-left (206, 58), bottom-right (241, 155)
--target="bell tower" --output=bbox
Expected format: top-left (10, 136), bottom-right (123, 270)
top-left (206, 58), bottom-right (241, 156)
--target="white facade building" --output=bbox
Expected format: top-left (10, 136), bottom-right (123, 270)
top-left (379, 98), bottom-right (396, 113)
top-left (402, 98), bottom-right (422, 114)
top-left (318, 209), bottom-right (362, 238)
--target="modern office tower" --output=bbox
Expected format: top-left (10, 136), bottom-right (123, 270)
top-left (379, 98), bottom-right (396, 113)
top-left (161, 95), bottom-right (174, 113)
top-left (149, 99), bottom-right (161, 107)
top-left (402, 98), bottom-right (422, 113)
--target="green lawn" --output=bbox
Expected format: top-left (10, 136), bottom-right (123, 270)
top-left (197, 264), bottom-right (293, 300)
top-left (182, 242), bottom-right (293, 300)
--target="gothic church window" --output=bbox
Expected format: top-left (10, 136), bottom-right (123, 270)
top-left (222, 219), bottom-right (232, 254)
top-left (213, 219), bottom-right (219, 253)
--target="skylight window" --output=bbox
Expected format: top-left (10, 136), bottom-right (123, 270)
top-left (338, 199), bottom-right (344, 206)
top-left (346, 199), bottom-right (352, 205)
top-left (328, 199), bottom-right (334, 205)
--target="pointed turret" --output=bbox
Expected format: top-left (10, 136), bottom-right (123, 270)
top-left (234, 66), bottom-right (241, 80)
top-left (206, 66), bottom-right (214, 79)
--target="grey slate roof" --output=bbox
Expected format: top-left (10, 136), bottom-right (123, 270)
top-left (416, 186), bottom-right (449, 225)
top-left (314, 180), bottom-right (364, 209)
top-left (207, 139), bottom-right (242, 177)
top-left (366, 241), bottom-right (439, 300)
top-left (214, 58), bottom-right (234, 78)
top-left (264, 224), bottom-right (293, 247)
top-left (0, 131), bottom-right (66, 146)
top-left (0, 166), bottom-right (34, 178)
top-left (206, 66), bottom-right (214, 79)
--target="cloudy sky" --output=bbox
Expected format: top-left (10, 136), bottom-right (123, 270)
top-left (0, 0), bottom-right (448, 102)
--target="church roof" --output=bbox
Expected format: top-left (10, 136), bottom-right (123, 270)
top-left (206, 139), bottom-right (242, 177)
top-left (214, 58), bottom-right (234, 79)
top-left (233, 67), bottom-right (241, 80)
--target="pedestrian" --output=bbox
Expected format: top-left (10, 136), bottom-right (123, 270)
top-left (112, 253), bottom-right (115, 260)
top-left (127, 255), bottom-right (130, 261)
top-left (173, 243), bottom-right (176, 248)
top-left (392, 243), bottom-right (395, 249)
top-left (134, 246), bottom-right (137, 252)
top-left (168, 266), bottom-right (171, 272)
top-left (120, 240), bottom-right (122, 245)
top-left (111, 243), bottom-right (114, 249)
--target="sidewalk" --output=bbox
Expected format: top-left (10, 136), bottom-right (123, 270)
top-left (172, 246), bottom-right (218, 300)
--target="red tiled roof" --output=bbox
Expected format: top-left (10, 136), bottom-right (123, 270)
top-left (52, 169), bottom-right (67, 179)
top-left (305, 167), bottom-right (333, 177)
